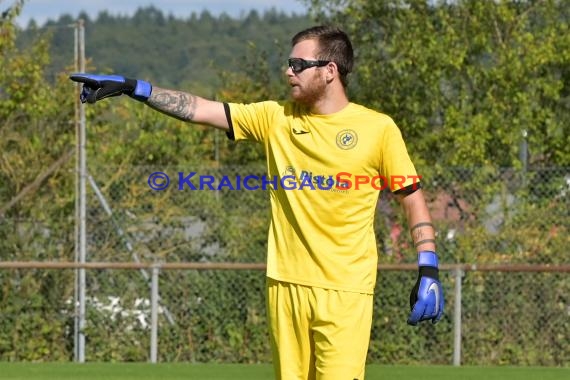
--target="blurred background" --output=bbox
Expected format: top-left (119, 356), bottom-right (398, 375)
top-left (0, 0), bottom-right (568, 366)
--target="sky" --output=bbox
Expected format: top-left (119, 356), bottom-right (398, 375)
top-left (15, 0), bottom-right (309, 27)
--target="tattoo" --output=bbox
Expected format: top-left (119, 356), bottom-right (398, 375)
top-left (410, 222), bottom-right (434, 232)
top-left (415, 239), bottom-right (436, 248)
top-left (147, 88), bottom-right (197, 121)
top-left (410, 222), bottom-right (436, 249)
top-left (410, 222), bottom-right (434, 243)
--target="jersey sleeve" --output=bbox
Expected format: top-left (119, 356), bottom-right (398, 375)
top-left (379, 118), bottom-right (422, 193)
top-left (225, 101), bottom-right (279, 142)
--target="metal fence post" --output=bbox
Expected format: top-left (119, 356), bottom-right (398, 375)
top-left (150, 265), bottom-right (160, 363)
top-left (453, 267), bottom-right (464, 366)
top-left (75, 18), bottom-right (87, 364)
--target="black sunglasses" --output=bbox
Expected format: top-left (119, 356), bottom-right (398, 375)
top-left (288, 58), bottom-right (330, 74)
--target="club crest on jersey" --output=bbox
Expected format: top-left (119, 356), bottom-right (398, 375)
top-left (336, 129), bottom-right (358, 150)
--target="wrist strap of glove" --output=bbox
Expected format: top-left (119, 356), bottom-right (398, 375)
top-left (124, 78), bottom-right (152, 102)
top-left (418, 250), bottom-right (438, 267)
top-left (418, 250), bottom-right (439, 280)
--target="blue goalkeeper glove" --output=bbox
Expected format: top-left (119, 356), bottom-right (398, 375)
top-left (407, 250), bottom-right (444, 325)
top-left (69, 73), bottom-right (152, 104)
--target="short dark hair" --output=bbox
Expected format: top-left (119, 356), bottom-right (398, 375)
top-left (291, 25), bottom-right (354, 87)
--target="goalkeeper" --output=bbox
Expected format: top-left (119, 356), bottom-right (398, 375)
top-left (71, 25), bottom-right (444, 380)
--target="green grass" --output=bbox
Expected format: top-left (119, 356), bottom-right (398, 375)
top-left (0, 363), bottom-right (568, 380)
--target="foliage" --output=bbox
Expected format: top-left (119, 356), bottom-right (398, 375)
top-left (16, 6), bottom-right (312, 92)
top-left (0, 0), bottom-right (568, 365)
top-left (304, 0), bottom-right (570, 168)
top-left (0, 0), bottom-right (76, 361)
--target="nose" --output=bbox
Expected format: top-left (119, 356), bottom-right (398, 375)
top-left (285, 65), bottom-right (294, 76)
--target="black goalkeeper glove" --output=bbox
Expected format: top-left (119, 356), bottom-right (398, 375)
top-left (69, 73), bottom-right (152, 103)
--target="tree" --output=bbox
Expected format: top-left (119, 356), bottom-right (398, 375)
top-left (0, 0), bottom-right (77, 360)
top-left (304, 0), bottom-right (569, 168)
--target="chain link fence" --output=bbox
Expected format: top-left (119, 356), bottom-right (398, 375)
top-left (0, 164), bottom-right (568, 365)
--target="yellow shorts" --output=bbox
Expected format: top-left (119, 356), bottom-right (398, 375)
top-left (266, 278), bottom-right (373, 380)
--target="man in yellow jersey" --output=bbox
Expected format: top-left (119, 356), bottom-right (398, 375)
top-left (71, 25), bottom-right (444, 380)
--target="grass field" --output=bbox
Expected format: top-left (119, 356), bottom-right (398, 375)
top-left (1, 363), bottom-right (568, 380)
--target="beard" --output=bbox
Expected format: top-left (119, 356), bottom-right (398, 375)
top-left (290, 70), bottom-right (327, 107)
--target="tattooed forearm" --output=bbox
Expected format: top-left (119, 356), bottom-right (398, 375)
top-left (410, 222), bottom-right (435, 249)
top-left (147, 88), bottom-right (198, 122)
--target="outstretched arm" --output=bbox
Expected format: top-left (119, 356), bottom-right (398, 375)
top-left (69, 73), bottom-right (229, 130)
top-left (146, 87), bottom-right (229, 130)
